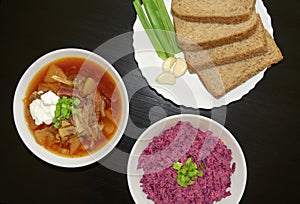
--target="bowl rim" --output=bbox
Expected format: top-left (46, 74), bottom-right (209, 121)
top-left (13, 48), bottom-right (129, 168)
top-left (127, 114), bottom-right (247, 204)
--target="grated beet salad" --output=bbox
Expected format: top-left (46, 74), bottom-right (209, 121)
top-left (137, 121), bottom-right (236, 204)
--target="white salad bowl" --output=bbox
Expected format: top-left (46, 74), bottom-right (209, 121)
top-left (127, 114), bottom-right (247, 204)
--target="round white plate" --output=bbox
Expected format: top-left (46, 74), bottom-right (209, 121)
top-left (133, 0), bottom-right (273, 109)
top-left (127, 114), bottom-right (247, 204)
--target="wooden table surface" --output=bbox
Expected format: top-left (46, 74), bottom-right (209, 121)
top-left (1, 0), bottom-right (299, 203)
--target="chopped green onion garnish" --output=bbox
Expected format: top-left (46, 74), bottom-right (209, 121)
top-left (71, 108), bottom-right (79, 115)
top-left (52, 97), bottom-right (81, 128)
top-left (73, 98), bottom-right (81, 106)
top-left (173, 162), bottom-right (182, 170)
top-left (173, 158), bottom-right (204, 188)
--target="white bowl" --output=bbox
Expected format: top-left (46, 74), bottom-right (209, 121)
top-left (127, 114), bottom-right (247, 204)
top-left (13, 48), bottom-right (129, 168)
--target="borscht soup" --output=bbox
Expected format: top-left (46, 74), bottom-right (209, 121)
top-left (23, 57), bottom-right (122, 157)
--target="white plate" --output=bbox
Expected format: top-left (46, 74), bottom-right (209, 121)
top-left (133, 0), bottom-right (273, 109)
top-left (127, 114), bottom-right (247, 204)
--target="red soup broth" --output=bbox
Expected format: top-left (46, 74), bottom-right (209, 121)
top-left (23, 57), bottom-right (122, 157)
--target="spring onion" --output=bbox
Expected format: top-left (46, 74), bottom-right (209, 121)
top-left (173, 158), bottom-right (204, 188)
top-left (52, 96), bottom-right (81, 128)
top-left (154, 0), bottom-right (181, 53)
top-left (133, 0), bottom-right (169, 59)
top-left (133, 0), bottom-right (181, 59)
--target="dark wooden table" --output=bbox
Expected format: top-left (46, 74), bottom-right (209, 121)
top-left (1, 0), bottom-right (299, 203)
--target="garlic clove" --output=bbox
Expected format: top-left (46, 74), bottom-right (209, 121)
top-left (156, 72), bottom-right (176, 85)
top-left (173, 58), bottom-right (187, 77)
top-left (162, 57), bottom-right (176, 72)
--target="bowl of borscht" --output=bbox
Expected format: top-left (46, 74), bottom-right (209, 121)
top-left (13, 48), bottom-right (129, 167)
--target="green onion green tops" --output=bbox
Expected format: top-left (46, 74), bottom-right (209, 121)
top-left (173, 158), bottom-right (204, 188)
top-left (53, 96), bottom-right (81, 128)
top-left (133, 0), bottom-right (181, 60)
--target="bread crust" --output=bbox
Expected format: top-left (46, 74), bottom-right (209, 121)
top-left (185, 19), bottom-right (268, 72)
top-left (172, 0), bottom-right (256, 24)
top-left (172, 12), bottom-right (252, 25)
top-left (195, 31), bottom-right (283, 98)
top-left (174, 14), bottom-right (259, 50)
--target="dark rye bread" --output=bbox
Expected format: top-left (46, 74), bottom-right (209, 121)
top-left (195, 31), bottom-right (283, 98)
top-left (172, 0), bottom-right (256, 24)
top-left (174, 13), bottom-right (258, 50)
top-left (185, 17), bottom-right (267, 72)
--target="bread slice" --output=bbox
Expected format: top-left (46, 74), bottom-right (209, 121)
top-left (172, 0), bottom-right (256, 24)
top-left (194, 31), bottom-right (283, 98)
top-left (185, 17), bottom-right (267, 72)
top-left (174, 13), bottom-right (258, 50)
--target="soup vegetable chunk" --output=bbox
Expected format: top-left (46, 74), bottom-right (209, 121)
top-left (23, 57), bottom-right (122, 157)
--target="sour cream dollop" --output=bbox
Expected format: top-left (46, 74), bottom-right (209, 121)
top-left (29, 91), bottom-right (59, 125)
